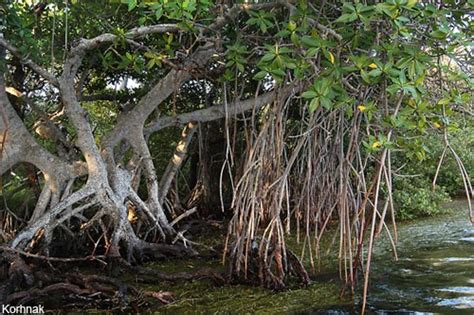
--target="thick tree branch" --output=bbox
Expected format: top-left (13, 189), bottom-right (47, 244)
top-left (145, 84), bottom-right (300, 135)
top-left (101, 1), bottom-right (287, 150)
top-left (101, 42), bottom-right (215, 150)
top-left (71, 24), bottom-right (181, 53)
top-left (0, 79), bottom-right (84, 178)
top-left (0, 38), bottom-right (59, 87)
top-left (159, 122), bottom-right (198, 203)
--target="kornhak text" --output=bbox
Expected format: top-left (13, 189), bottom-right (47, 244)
top-left (1, 304), bottom-right (45, 314)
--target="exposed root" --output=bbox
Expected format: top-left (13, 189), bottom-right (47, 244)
top-left (228, 236), bottom-right (309, 290)
top-left (0, 246), bottom-right (107, 265)
top-left (1, 257), bottom-right (173, 311)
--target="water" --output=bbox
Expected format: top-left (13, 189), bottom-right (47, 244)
top-left (363, 199), bottom-right (474, 314)
top-left (147, 200), bottom-right (474, 314)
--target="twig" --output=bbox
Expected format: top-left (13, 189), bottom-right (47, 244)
top-left (0, 246), bottom-right (107, 265)
top-left (170, 207), bottom-right (197, 227)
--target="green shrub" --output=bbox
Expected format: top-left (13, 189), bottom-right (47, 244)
top-left (391, 124), bottom-right (473, 220)
top-left (393, 177), bottom-right (450, 220)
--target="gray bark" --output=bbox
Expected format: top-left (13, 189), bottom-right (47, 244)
top-left (159, 122), bottom-right (198, 204)
top-left (0, 2), bottom-right (295, 256)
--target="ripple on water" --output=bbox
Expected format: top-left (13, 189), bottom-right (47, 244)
top-left (374, 311), bottom-right (435, 315)
top-left (431, 257), bottom-right (474, 266)
top-left (437, 287), bottom-right (474, 295)
top-left (435, 287), bottom-right (474, 309)
top-left (367, 201), bottom-right (474, 313)
top-left (436, 297), bottom-right (474, 309)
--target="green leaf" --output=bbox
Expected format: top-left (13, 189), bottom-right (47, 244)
top-left (271, 68), bottom-right (286, 77)
top-left (277, 30), bottom-right (291, 37)
top-left (361, 69), bottom-right (371, 84)
top-left (415, 74), bottom-right (425, 86)
top-left (305, 47), bottom-right (319, 58)
top-left (288, 21), bottom-right (297, 31)
top-left (405, 0), bottom-right (419, 8)
top-left (403, 85), bottom-right (417, 97)
top-left (368, 69), bottom-right (382, 77)
top-left (146, 59), bottom-right (155, 69)
top-left (342, 2), bottom-right (356, 12)
top-left (301, 90), bottom-right (318, 99)
top-left (430, 30), bottom-right (447, 40)
top-left (155, 6), bottom-right (163, 20)
top-left (376, 3), bottom-right (397, 18)
top-left (396, 57), bottom-right (412, 69)
top-left (128, 0), bottom-right (137, 11)
top-left (399, 71), bottom-right (407, 84)
top-left (314, 78), bottom-right (332, 95)
top-left (309, 98), bottom-right (319, 113)
top-left (336, 12), bottom-right (358, 23)
top-left (387, 84), bottom-right (400, 95)
top-left (290, 32), bottom-right (299, 44)
top-left (320, 96), bottom-right (332, 109)
top-left (301, 36), bottom-right (320, 48)
top-left (438, 97), bottom-right (451, 105)
top-left (261, 53), bottom-right (276, 62)
top-left (253, 71), bottom-right (268, 81)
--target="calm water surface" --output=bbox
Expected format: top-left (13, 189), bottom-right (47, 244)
top-left (321, 199), bottom-right (474, 315)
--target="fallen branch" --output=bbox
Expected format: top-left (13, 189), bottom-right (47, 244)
top-left (170, 207), bottom-right (198, 227)
top-left (0, 246), bottom-right (107, 265)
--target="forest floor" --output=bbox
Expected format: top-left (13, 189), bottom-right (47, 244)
top-left (2, 218), bottom-right (351, 314)
top-left (4, 201), bottom-right (467, 313)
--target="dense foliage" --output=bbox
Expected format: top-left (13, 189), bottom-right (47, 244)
top-left (0, 0), bottom-right (472, 313)
top-left (393, 124), bottom-right (474, 219)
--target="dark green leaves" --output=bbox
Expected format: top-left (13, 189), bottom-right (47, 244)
top-left (253, 71), bottom-right (268, 81)
top-left (254, 44), bottom-right (298, 82)
top-left (301, 90), bottom-right (318, 99)
top-left (121, 0), bottom-right (137, 12)
top-left (336, 2), bottom-right (376, 25)
top-left (247, 10), bottom-right (275, 33)
top-left (363, 134), bottom-right (386, 152)
top-left (335, 2), bottom-right (358, 23)
top-left (430, 29), bottom-right (448, 40)
top-left (302, 78), bottom-right (336, 112)
top-left (144, 51), bottom-right (164, 69)
top-left (226, 42), bottom-right (249, 74)
top-left (387, 71), bottom-right (420, 98)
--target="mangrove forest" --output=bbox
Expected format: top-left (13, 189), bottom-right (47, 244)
top-left (0, 0), bottom-right (473, 313)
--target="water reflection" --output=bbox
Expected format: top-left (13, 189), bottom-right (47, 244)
top-left (366, 200), bottom-right (474, 314)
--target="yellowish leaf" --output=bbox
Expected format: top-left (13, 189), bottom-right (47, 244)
top-left (328, 52), bottom-right (335, 64)
top-left (357, 105), bottom-right (366, 112)
top-left (372, 141), bottom-right (382, 149)
top-left (368, 63), bottom-right (377, 69)
top-left (5, 87), bottom-right (22, 97)
top-left (406, 0), bottom-right (418, 8)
